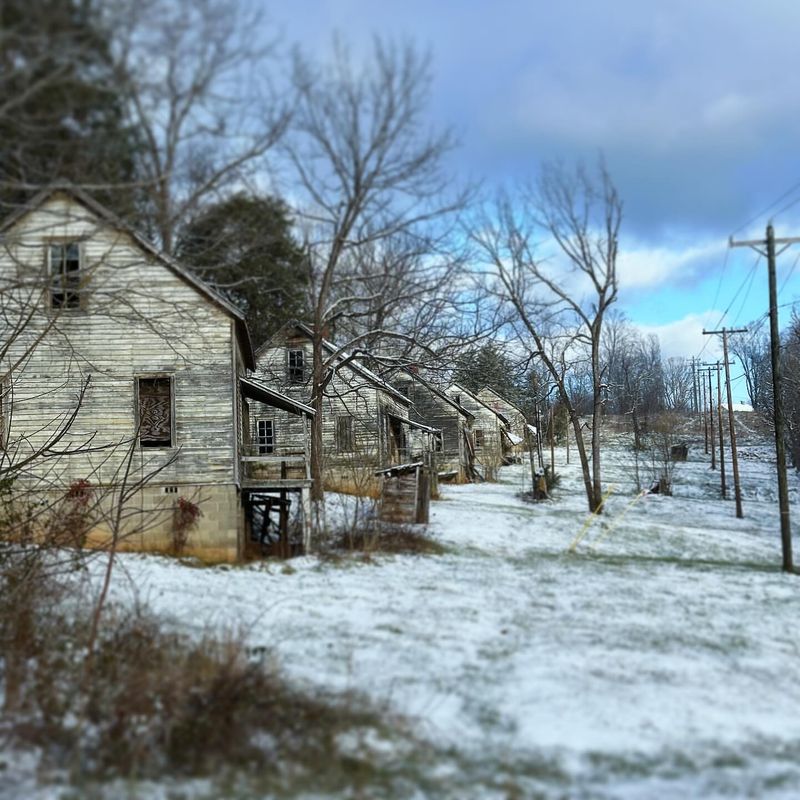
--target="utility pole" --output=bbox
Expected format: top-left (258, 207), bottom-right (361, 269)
top-left (701, 371), bottom-right (709, 453)
top-left (690, 356), bottom-right (701, 415)
top-left (703, 327), bottom-right (747, 518)
top-left (730, 225), bottom-right (797, 572)
top-left (716, 362), bottom-right (726, 500)
top-left (704, 367), bottom-right (717, 470)
top-left (703, 361), bottom-right (726, 494)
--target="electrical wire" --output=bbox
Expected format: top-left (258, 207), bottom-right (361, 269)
top-left (730, 178), bottom-right (800, 236)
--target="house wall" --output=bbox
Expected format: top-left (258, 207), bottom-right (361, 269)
top-left (0, 193), bottom-right (245, 560)
top-left (392, 375), bottom-right (469, 481)
top-left (477, 388), bottom-right (528, 461)
top-left (255, 330), bottom-right (412, 493)
top-left (445, 386), bottom-right (504, 479)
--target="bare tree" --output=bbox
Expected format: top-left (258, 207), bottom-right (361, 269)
top-left (473, 161), bottom-right (622, 513)
top-left (284, 38), bottom-right (468, 513)
top-left (109, 0), bottom-right (290, 252)
top-left (729, 323), bottom-right (771, 411)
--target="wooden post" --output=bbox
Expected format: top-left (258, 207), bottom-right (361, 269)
top-left (707, 369), bottom-right (716, 470)
top-left (722, 332), bottom-right (744, 518)
top-left (549, 405), bottom-right (555, 479)
top-left (716, 363), bottom-right (727, 499)
top-left (702, 373), bottom-right (709, 454)
top-left (730, 225), bottom-right (797, 570)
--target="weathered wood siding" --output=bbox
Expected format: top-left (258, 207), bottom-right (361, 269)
top-left (477, 388), bottom-right (527, 459)
top-left (391, 374), bottom-right (468, 479)
top-left (445, 384), bottom-right (504, 477)
top-left (0, 194), bottom-right (239, 489)
top-left (255, 329), bottom-right (413, 487)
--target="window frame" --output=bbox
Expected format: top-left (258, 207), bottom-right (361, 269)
top-left (336, 415), bottom-right (354, 453)
top-left (47, 239), bottom-right (84, 311)
top-left (135, 374), bottom-right (176, 449)
top-left (256, 418), bottom-right (276, 455)
top-left (287, 348), bottom-right (305, 384)
top-left (474, 428), bottom-right (485, 450)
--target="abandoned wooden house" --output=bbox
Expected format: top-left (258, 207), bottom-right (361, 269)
top-left (255, 322), bottom-right (438, 493)
top-left (476, 387), bottom-right (528, 462)
top-left (383, 368), bottom-right (476, 482)
top-left (445, 383), bottom-right (509, 480)
top-left (0, 186), bottom-right (313, 561)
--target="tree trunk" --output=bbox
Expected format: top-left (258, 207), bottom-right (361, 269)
top-left (310, 330), bottom-right (326, 522)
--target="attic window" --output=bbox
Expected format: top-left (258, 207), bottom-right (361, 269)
top-left (137, 377), bottom-right (174, 448)
top-left (288, 349), bottom-right (305, 384)
top-left (49, 242), bottom-right (82, 309)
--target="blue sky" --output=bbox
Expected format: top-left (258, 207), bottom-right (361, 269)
top-left (268, 0), bottom-right (800, 390)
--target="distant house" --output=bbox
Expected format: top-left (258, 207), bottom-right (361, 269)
top-left (0, 186), bottom-right (311, 562)
top-left (255, 322), bottom-right (435, 493)
top-left (384, 368), bottom-right (475, 481)
top-left (476, 387), bottom-right (528, 462)
top-left (445, 383), bottom-right (508, 480)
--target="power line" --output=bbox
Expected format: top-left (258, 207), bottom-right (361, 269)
top-left (730, 178), bottom-right (800, 236)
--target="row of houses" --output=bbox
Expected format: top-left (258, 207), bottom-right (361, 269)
top-left (0, 187), bottom-right (530, 561)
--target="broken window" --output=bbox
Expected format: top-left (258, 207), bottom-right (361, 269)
top-left (256, 419), bottom-right (275, 454)
top-left (49, 242), bottom-right (82, 309)
top-left (336, 416), bottom-right (354, 452)
top-left (474, 429), bottom-right (485, 449)
top-left (137, 377), bottom-right (174, 448)
top-left (288, 349), bottom-right (305, 384)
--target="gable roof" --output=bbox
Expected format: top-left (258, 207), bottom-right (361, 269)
top-left (257, 321), bottom-right (412, 406)
top-left (446, 382), bottom-right (510, 426)
top-left (390, 368), bottom-right (474, 420)
top-left (477, 386), bottom-right (527, 419)
top-left (0, 184), bottom-right (255, 370)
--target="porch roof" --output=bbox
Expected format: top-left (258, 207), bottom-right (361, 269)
top-left (240, 378), bottom-right (315, 417)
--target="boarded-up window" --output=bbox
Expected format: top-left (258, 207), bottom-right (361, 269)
top-left (137, 377), bottom-right (173, 447)
top-left (336, 416), bottom-right (354, 452)
top-left (474, 429), bottom-right (484, 449)
top-left (50, 242), bottom-right (82, 309)
top-left (257, 419), bottom-right (275, 454)
top-left (288, 349), bottom-right (305, 384)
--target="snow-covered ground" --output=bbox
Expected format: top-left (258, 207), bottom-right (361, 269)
top-left (69, 422), bottom-right (800, 796)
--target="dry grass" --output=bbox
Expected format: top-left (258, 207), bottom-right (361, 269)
top-left (330, 524), bottom-right (447, 556)
top-left (0, 547), bottom-right (419, 796)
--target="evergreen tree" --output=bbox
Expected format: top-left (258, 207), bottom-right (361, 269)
top-left (177, 194), bottom-right (310, 347)
top-left (453, 344), bottom-right (523, 403)
top-left (0, 0), bottom-right (141, 217)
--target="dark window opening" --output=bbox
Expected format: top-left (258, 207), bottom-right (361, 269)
top-left (137, 377), bottom-right (173, 448)
top-left (474, 429), bottom-right (485, 449)
top-left (288, 349), bottom-right (305, 384)
top-left (50, 243), bottom-right (81, 309)
top-left (336, 416), bottom-right (354, 452)
top-left (257, 419), bottom-right (275, 454)
top-left (434, 433), bottom-right (444, 452)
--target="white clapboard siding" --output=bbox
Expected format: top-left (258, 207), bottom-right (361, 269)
top-left (1, 193), bottom-right (240, 488)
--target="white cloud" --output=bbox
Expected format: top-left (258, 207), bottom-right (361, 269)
top-left (635, 311), bottom-right (724, 360)
top-left (617, 238), bottom-right (722, 291)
